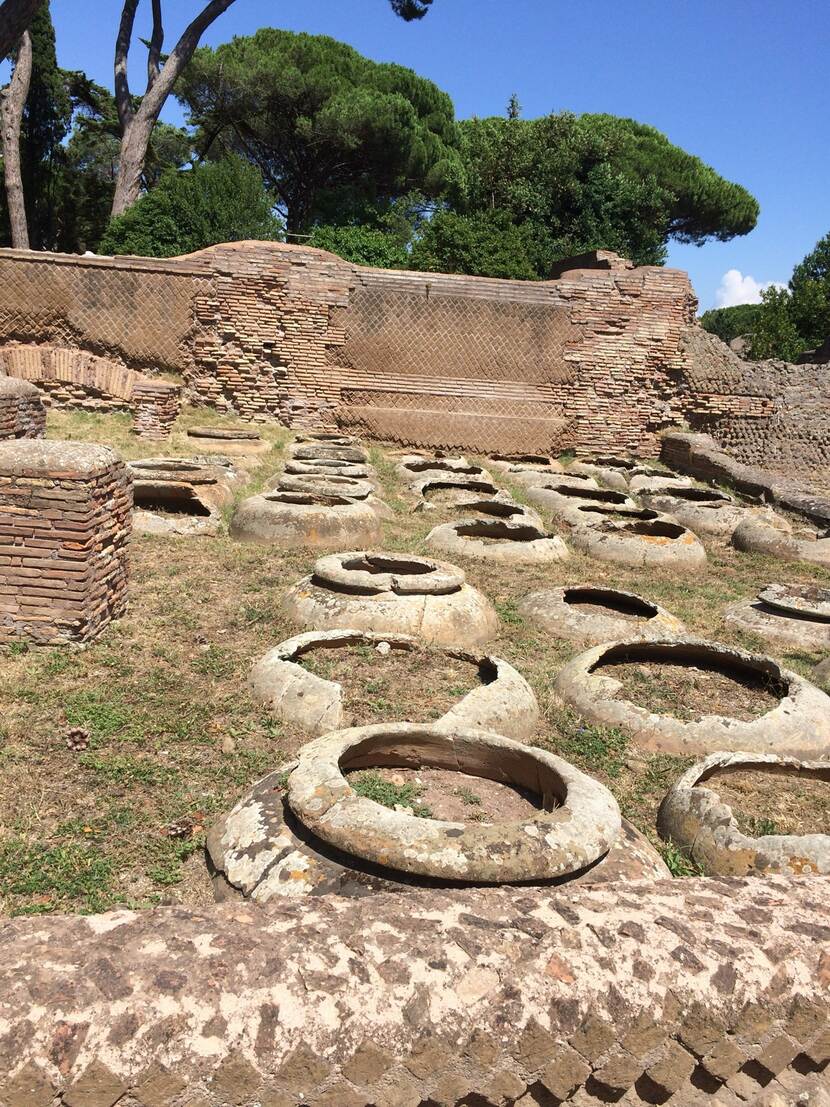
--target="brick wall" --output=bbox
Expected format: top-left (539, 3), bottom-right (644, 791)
top-left (6, 241), bottom-right (824, 467)
top-left (0, 377), bottom-right (45, 439)
top-left (0, 440), bottom-right (131, 643)
top-left (0, 343), bottom-right (181, 439)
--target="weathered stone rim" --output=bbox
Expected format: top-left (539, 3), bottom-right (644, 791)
top-left (758, 582), bottom-right (830, 623)
top-left (657, 750), bottom-right (830, 876)
top-left (587, 639), bottom-right (790, 700)
top-left (248, 628), bottom-right (540, 740)
top-left (287, 722), bottom-right (621, 882)
top-left (312, 551), bottom-right (466, 596)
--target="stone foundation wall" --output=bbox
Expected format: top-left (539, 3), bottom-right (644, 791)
top-left (0, 875), bottom-right (827, 1105)
top-left (676, 328), bottom-right (830, 480)
top-left (0, 376), bottom-right (45, 439)
top-left (0, 440), bottom-right (132, 643)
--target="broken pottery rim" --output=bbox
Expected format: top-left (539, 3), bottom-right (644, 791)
top-left (657, 751), bottom-right (830, 874)
top-left (425, 519), bottom-right (569, 563)
top-left (286, 722), bottom-right (621, 882)
top-left (757, 583), bottom-right (830, 623)
top-left (312, 551), bottom-right (466, 596)
top-left (249, 628), bottom-right (539, 739)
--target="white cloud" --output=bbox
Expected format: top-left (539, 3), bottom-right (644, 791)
top-left (714, 269), bottom-right (786, 309)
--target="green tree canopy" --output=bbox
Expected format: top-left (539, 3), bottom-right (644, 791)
top-left (176, 28), bottom-right (464, 232)
top-left (409, 209), bottom-right (538, 280)
top-left (99, 156), bottom-right (282, 257)
top-left (744, 231), bottom-right (830, 360)
top-left (699, 303), bottom-right (762, 345)
top-left (448, 110), bottom-right (758, 276)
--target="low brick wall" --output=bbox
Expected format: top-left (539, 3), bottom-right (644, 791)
top-left (0, 876), bottom-right (827, 1105)
top-left (0, 440), bottom-right (132, 643)
top-left (0, 343), bottom-right (181, 439)
top-left (0, 375), bottom-right (45, 439)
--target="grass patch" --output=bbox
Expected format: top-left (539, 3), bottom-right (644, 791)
top-left (350, 770), bottom-right (433, 818)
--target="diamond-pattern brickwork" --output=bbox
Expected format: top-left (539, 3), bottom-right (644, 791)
top-left (0, 876), bottom-right (828, 1105)
top-left (0, 250), bottom-right (208, 372)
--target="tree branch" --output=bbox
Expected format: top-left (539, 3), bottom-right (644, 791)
top-left (139, 0), bottom-right (236, 125)
top-left (147, 0), bottom-right (163, 92)
top-left (0, 0), bottom-right (41, 61)
top-left (115, 0), bottom-right (139, 132)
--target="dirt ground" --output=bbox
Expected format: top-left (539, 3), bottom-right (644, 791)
top-left (604, 659), bottom-right (783, 721)
top-left (709, 769), bottom-right (830, 837)
top-left (1, 405), bottom-right (829, 914)
top-left (301, 644), bottom-right (481, 726)
top-left (348, 766), bottom-right (544, 822)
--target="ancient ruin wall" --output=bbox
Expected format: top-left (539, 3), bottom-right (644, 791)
top-left (0, 876), bottom-right (827, 1106)
top-left (0, 243), bottom-right (697, 456)
top-left (0, 440), bottom-right (131, 643)
top-left (676, 327), bottom-right (830, 480)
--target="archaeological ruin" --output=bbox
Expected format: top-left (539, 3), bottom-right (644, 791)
top-left (0, 239), bottom-right (829, 1107)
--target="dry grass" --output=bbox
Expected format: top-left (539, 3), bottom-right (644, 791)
top-left (1, 410), bottom-right (828, 914)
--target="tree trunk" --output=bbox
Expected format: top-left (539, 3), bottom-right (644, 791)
top-left (111, 115), bottom-right (155, 217)
top-left (1, 27), bottom-right (32, 248)
top-left (111, 0), bottom-right (237, 219)
top-left (0, 0), bottom-right (41, 61)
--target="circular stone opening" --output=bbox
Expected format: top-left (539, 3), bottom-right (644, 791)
top-left (300, 641), bottom-right (490, 726)
top-left (344, 766), bottom-right (543, 822)
top-left (422, 480), bottom-right (499, 501)
top-left (563, 587), bottom-right (659, 621)
top-left (492, 453), bottom-right (551, 465)
top-left (264, 491), bottom-right (353, 507)
top-left (621, 519), bottom-right (687, 538)
top-left (454, 520), bottom-right (542, 543)
top-left (593, 456), bottom-right (637, 470)
top-left (460, 499), bottom-right (527, 520)
top-left (133, 484), bottom-right (212, 516)
top-left (697, 762), bottom-right (830, 838)
top-left (341, 554), bottom-right (435, 576)
top-left (575, 505), bottom-right (659, 521)
top-left (287, 724), bottom-right (621, 882)
top-left (337, 729), bottom-right (565, 813)
top-left (404, 459), bottom-right (485, 476)
top-left (592, 641), bottom-right (789, 722)
top-left (552, 485), bottom-right (629, 503)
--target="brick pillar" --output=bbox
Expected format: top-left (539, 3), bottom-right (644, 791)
top-left (0, 376), bottom-right (46, 439)
top-left (0, 440), bottom-right (132, 644)
top-left (131, 380), bottom-right (181, 440)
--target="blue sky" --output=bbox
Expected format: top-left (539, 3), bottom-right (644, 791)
top-left (48, 0), bottom-right (830, 310)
